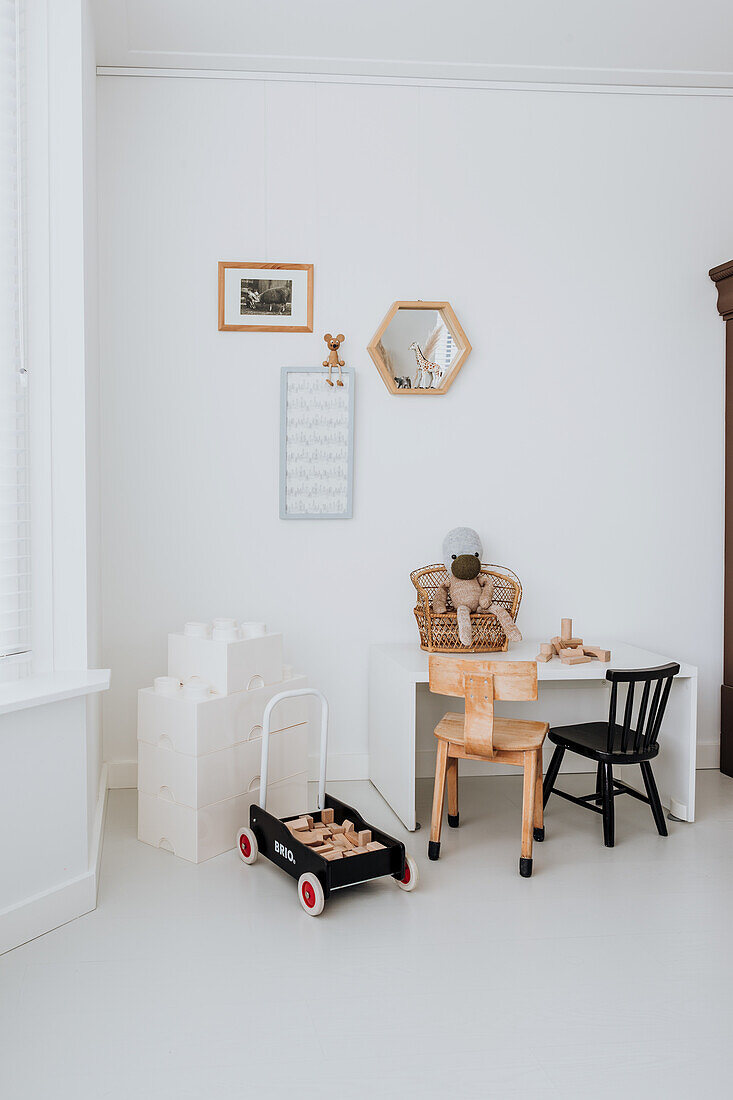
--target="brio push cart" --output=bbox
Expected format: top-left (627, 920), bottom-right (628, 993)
top-left (236, 688), bottom-right (418, 915)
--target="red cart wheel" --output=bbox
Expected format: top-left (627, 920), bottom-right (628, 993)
top-left (298, 872), bottom-right (325, 916)
top-left (396, 854), bottom-right (418, 891)
top-left (236, 827), bottom-right (258, 865)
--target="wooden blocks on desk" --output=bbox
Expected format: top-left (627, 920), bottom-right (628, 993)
top-left (537, 619), bottom-right (611, 667)
top-left (582, 646), bottom-right (611, 662)
top-left (285, 813), bottom-right (385, 859)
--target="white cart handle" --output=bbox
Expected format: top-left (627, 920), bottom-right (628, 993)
top-left (259, 688), bottom-right (328, 812)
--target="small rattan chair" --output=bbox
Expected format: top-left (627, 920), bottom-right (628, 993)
top-left (411, 563), bottom-right (522, 653)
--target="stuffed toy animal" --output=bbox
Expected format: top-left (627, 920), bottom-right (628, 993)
top-left (432, 527), bottom-right (523, 647)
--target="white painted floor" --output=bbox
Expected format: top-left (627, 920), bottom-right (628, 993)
top-left (2, 771), bottom-right (733, 1099)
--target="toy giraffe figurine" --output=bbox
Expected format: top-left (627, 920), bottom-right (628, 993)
top-left (409, 341), bottom-right (441, 389)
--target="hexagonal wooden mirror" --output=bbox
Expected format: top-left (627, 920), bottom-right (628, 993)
top-left (367, 301), bottom-right (471, 395)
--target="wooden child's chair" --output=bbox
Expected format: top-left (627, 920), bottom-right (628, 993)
top-left (428, 656), bottom-right (549, 877)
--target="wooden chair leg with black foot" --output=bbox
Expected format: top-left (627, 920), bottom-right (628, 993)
top-left (447, 756), bottom-right (459, 828)
top-left (428, 657), bottom-right (549, 876)
top-left (542, 663), bottom-right (680, 849)
top-left (520, 748), bottom-right (538, 877)
top-left (429, 737), bottom-right (449, 860)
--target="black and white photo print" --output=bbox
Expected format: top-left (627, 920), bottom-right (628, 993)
top-left (218, 262), bottom-right (313, 332)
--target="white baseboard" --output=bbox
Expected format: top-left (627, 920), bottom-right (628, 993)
top-left (0, 765), bottom-right (108, 956)
top-left (696, 740), bottom-right (720, 769)
top-left (107, 743), bottom-right (722, 790)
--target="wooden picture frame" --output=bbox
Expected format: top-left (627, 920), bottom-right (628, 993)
top-left (280, 367), bottom-right (354, 520)
top-left (367, 300), bottom-right (471, 395)
top-left (218, 262), bottom-right (314, 332)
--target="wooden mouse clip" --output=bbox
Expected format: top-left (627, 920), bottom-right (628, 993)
top-left (323, 333), bottom-right (345, 386)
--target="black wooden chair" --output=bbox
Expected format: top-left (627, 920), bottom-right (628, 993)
top-left (542, 663), bottom-right (680, 847)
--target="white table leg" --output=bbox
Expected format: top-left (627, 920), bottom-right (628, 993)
top-left (655, 673), bottom-right (697, 822)
top-left (368, 649), bottom-right (417, 830)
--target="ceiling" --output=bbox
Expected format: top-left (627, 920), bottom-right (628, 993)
top-left (93, 0), bottom-right (733, 89)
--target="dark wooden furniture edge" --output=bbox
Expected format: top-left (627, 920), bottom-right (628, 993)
top-left (710, 259), bottom-right (733, 774)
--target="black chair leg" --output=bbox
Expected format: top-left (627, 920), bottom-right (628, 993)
top-left (543, 745), bottom-right (565, 808)
top-left (595, 762), bottom-right (603, 805)
top-left (640, 761), bottom-right (668, 837)
top-left (601, 762), bottom-right (615, 847)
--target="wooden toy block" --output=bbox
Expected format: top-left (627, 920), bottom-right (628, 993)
top-left (560, 654), bottom-right (592, 665)
top-left (540, 643), bottom-right (553, 656)
top-left (298, 831), bottom-right (323, 845)
top-left (357, 830), bottom-right (371, 847)
top-left (328, 823), bottom-right (345, 834)
top-left (314, 822), bottom-right (328, 832)
top-left (561, 618), bottom-right (573, 641)
top-left (551, 637), bottom-right (564, 655)
top-left (352, 846), bottom-right (369, 855)
top-left (342, 819), bottom-right (354, 833)
top-left (562, 638), bottom-right (584, 648)
top-left (559, 646), bottom-right (584, 658)
top-left (287, 817), bottom-right (309, 832)
top-left (366, 841), bottom-right (386, 851)
top-left (323, 849), bottom-right (342, 860)
top-left (536, 650), bottom-right (553, 662)
top-left (583, 646), bottom-right (611, 662)
top-left (321, 808), bottom-right (334, 824)
top-left (305, 815), bottom-right (314, 829)
top-left (346, 831), bottom-right (359, 846)
top-left (331, 833), bottom-right (350, 848)
top-left (342, 849), bottom-right (356, 857)
top-left (313, 843), bottom-right (334, 854)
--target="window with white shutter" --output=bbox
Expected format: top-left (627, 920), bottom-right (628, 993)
top-left (0, 0), bottom-right (30, 678)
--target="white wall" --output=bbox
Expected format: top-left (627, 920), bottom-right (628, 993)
top-left (0, 0), bottom-right (109, 954)
top-left (92, 0), bottom-right (733, 89)
top-left (82, 0), bottom-right (104, 847)
top-left (97, 74), bottom-right (731, 776)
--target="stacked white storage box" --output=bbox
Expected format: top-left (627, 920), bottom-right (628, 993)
top-left (137, 622), bottom-right (309, 862)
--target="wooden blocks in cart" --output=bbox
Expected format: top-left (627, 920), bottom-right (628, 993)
top-left (236, 687), bottom-right (418, 916)
top-left (138, 625), bottom-right (309, 863)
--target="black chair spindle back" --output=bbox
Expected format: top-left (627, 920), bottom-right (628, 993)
top-left (606, 663), bottom-right (680, 755)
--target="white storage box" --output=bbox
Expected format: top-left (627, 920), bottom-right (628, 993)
top-left (137, 675), bottom-right (308, 757)
top-left (138, 772), bottom-right (307, 863)
top-left (168, 631), bottom-right (283, 696)
top-left (138, 722), bottom-right (307, 808)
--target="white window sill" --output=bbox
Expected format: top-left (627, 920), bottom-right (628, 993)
top-left (0, 670), bottom-right (111, 717)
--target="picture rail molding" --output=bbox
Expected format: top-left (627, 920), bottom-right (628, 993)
top-left (96, 66), bottom-right (733, 100)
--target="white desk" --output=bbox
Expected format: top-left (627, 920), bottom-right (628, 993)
top-left (368, 642), bottom-right (697, 831)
